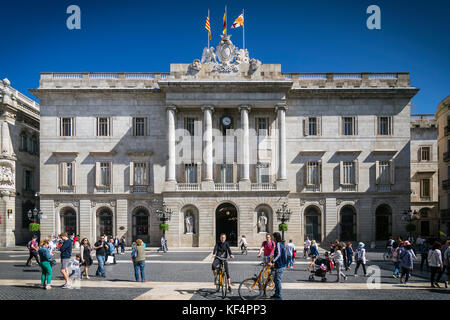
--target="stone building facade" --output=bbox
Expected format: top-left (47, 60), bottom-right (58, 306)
top-left (32, 38), bottom-right (418, 247)
top-left (435, 96), bottom-right (450, 237)
top-left (0, 78), bottom-right (40, 247)
top-left (410, 115), bottom-right (439, 237)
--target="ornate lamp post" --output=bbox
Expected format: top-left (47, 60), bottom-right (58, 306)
top-left (27, 207), bottom-right (43, 240)
top-left (276, 202), bottom-right (292, 243)
top-left (155, 200), bottom-right (174, 238)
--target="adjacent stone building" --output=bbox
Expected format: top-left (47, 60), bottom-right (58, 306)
top-left (410, 115), bottom-right (439, 237)
top-left (32, 37), bottom-right (419, 247)
top-left (435, 96), bottom-right (450, 237)
top-left (0, 78), bottom-right (40, 247)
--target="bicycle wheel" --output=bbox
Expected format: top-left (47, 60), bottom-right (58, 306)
top-left (221, 273), bottom-right (228, 299)
top-left (383, 252), bottom-right (390, 261)
top-left (216, 271), bottom-right (222, 292)
top-left (239, 278), bottom-right (263, 300)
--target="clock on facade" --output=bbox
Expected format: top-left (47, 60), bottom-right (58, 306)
top-left (221, 116), bottom-right (232, 127)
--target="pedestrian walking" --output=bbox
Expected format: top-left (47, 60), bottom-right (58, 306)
top-left (94, 235), bottom-right (108, 278)
top-left (443, 240), bottom-right (450, 288)
top-left (68, 254), bottom-right (82, 289)
top-left (257, 234), bottom-right (276, 263)
top-left (157, 235), bottom-right (168, 253)
top-left (120, 236), bottom-right (126, 254)
top-left (80, 238), bottom-right (93, 279)
top-left (307, 240), bottom-right (319, 271)
top-left (114, 236), bottom-right (120, 255)
top-left (286, 240), bottom-right (296, 269)
top-left (399, 243), bottom-right (414, 284)
top-left (332, 244), bottom-right (347, 282)
top-left (132, 239), bottom-right (146, 282)
top-left (58, 232), bottom-right (73, 288)
top-left (428, 241), bottom-right (444, 288)
top-left (38, 239), bottom-right (54, 290)
top-left (269, 232), bottom-right (287, 300)
top-left (304, 236), bottom-right (311, 258)
top-left (108, 238), bottom-right (117, 264)
top-left (420, 241), bottom-right (430, 271)
top-left (392, 242), bottom-right (401, 278)
top-left (26, 235), bottom-right (41, 267)
top-left (344, 242), bottom-right (353, 271)
top-left (354, 242), bottom-right (368, 277)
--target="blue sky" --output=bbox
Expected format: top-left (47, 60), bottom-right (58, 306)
top-left (0, 0), bottom-right (448, 114)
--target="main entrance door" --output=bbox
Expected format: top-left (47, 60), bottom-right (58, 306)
top-left (340, 206), bottom-right (356, 241)
top-left (97, 208), bottom-right (113, 238)
top-left (304, 206), bottom-right (321, 242)
top-left (216, 203), bottom-right (238, 246)
top-left (61, 208), bottom-right (77, 235)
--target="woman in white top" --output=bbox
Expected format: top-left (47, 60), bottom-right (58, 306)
top-left (332, 244), bottom-right (347, 282)
top-left (304, 237), bottom-right (311, 258)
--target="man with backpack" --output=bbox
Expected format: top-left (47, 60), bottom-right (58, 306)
top-left (268, 232), bottom-right (287, 300)
top-left (257, 233), bottom-right (276, 263)
top-left (26, 235), bottom-right (40, 267)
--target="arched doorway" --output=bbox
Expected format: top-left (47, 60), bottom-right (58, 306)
top-left (340, 205), bottom-right (356, 241)
top-left (216, 203), bottom-right (238, 246)
top-left (60, 208), bottom-right (77, 235)
top-left (375, 204), bottom-right (392, 240)
top-left (97, 208), bottom-right (113, 238)
top-left (132, 207), bottom-right (149, 243)
top-left (304, 206), bottom-right (321, 242)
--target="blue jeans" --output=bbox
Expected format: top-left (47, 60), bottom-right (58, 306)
top-left (346, 256), bottom-right (353, 269)
top-left (96, 255), bottom-right (105, 276)
top-left (287, 255), bottom-right (294, 268)
top-left (393, 261), bottom-right (400, 276)
top-left (274, 267), bottom-right (285, 300)
top-left (134, 260), bottom-right (146, 281)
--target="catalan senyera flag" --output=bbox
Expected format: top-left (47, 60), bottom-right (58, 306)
top-left (205, 15), bottom-right (211, 40)
top-left (231, 13), bottom-right (244, 29)
top-left (223, 10), bottom-right (227, 35)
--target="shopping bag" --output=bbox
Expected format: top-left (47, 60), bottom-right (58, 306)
top-left (106, 255), bottom-right (114, 264)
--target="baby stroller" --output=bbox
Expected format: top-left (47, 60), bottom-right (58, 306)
top-left (308, 258), bottom-right (330, 282)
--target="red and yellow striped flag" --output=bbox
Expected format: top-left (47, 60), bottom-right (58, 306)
top-left (223, 10), bottom-right (227, 35)
top-left (205, 15), bottom-right (211, 40)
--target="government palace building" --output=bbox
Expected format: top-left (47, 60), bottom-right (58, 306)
top-left (30, 36), bottom-right (419, 247)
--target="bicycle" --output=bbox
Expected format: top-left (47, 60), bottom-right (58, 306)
top-left (238, 261), bottom-right (275, 300)
top-left (214, 256), bottom-right (229, 299)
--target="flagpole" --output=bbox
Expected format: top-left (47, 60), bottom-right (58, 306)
top-left (243, 9), bottom-right (245, 50)
top-left (207, 9), bottom-right (210, 48)
top-left (225, 5), bottom-right (227, 35)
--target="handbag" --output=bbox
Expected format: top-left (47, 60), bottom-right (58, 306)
top-left (50, 259), bottom-right (57, 267)
top-left (106, 255), bottom-right (114, 264)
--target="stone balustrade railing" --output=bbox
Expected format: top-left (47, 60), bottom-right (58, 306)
top-left (38, 72), bottom-right (411, 89)
top-left (0, 81), bottom-right (39, 112)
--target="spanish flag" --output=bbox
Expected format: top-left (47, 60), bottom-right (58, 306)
top-left (231, 13), bottom-right (244, 29)
top-left (205, 15), bottom-right (211, 40)
top-left (223, 8), bottom-right (227, 35)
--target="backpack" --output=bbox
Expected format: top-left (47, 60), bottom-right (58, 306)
top-left (27, 240), bottom-right (33, 250)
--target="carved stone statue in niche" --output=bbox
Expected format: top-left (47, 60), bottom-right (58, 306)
top-left (184, 211), bottom-right (195, 234)
top-left (257, 211), bottom-right (268, 233)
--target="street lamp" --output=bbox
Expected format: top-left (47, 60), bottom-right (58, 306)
top-left (276, 202), bottom-right (292, 243)
top-left (155, 200), bottom-right (174, 237)
top-left (27, 208), bottom-right (43, 223)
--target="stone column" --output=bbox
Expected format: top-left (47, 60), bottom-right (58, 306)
top-left (201, 105), bottom-right (214, 183)
top-left (166, 106), bottom-right (177, 183)
top-left (239, 106), bottom-right (251, 181)
top-left (276, 103), bottom-right (288, 181)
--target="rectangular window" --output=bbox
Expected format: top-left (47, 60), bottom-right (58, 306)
top-left (342, 162), bottom-right (354, 184)
top-left (256, 163), bottom-right (270, 183)
top-left (308, 117), bottom-right (318, 136)
top-left (378, 116), bottom-right (392, 135)
top-left (342, 117), bottom-right (356, 136)
top-left (220, 164), bottom-right (234, 183)
top-left (100, 162), bottom-right (111, 186)
top-left (24, 170), bottom-right (34, 191)
top-left (419, 146), bottom-right (431, 161)
top-left (256, 118), bottom-right (269, 136)
top-left (184, 164), bottom-right (198, 183)
top-left (133, 117), bottom-right (146, 136)
top-left (307, 161), bottom-right (321, 185)
top-left (21, 134), bottom-right (28, 151)
top-left (420, 179), bottom-right (431, 198)
top-left (133, 162), bottom-right (148, 185)
top-left (61, 118), bottom-right (73, 136)
top-left (66, 163), bottom-right (73, 186)
top-left (97, 118), bottom-right (110, 136)
top-left (184, 118), bottom-right (196, 136)
top-left (379, 161), bottom-right (391, 184)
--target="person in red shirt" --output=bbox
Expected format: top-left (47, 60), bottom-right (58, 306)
top-left (257, 234), bottom-right (276, 263)
top-left (26, 235), bottom-right (40, 267)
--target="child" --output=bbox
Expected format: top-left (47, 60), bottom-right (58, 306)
top-left (239, 235), bottom-right (248, 252)
top-left (68, 254), bottom-right (82, 289)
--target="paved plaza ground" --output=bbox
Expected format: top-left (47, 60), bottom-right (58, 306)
top-left (0, 247), bottom-right (449, 300)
